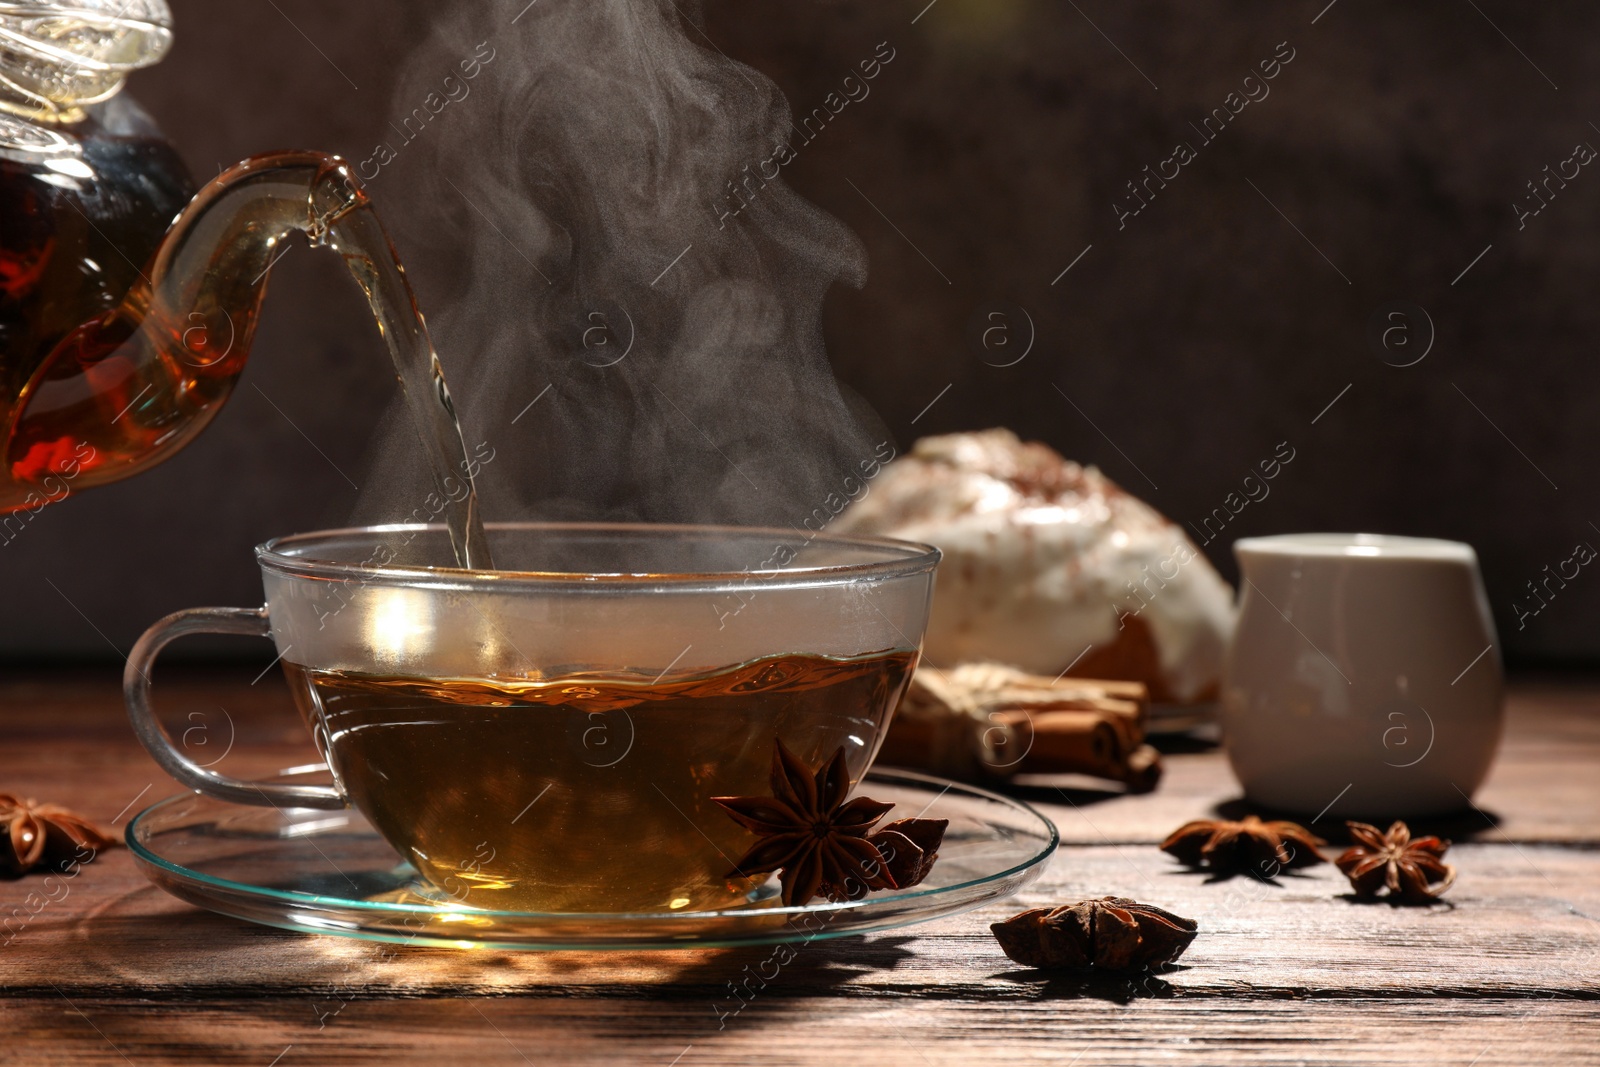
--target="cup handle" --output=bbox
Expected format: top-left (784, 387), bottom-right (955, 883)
top-left (123, 606), bottom-right (346, 810)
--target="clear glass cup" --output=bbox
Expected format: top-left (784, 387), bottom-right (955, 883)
top-left (125, 522), bottom-right (940, 912)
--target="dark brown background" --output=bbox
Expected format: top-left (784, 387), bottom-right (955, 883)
top-left (3, 0), bottom-right (1595, 664)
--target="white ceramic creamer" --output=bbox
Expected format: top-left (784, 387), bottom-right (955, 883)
top-left (1222, 534), bottom-right (1503, 818)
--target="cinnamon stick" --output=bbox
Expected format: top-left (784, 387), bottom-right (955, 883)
top-left (879, 664), bottom-right (1162, 791)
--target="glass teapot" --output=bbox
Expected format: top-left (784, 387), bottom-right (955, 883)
top-left (0, 1), bottom-right (488, 564)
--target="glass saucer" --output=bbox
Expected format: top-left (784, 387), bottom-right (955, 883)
top-left (126, 766), bottom-right (1058, 950)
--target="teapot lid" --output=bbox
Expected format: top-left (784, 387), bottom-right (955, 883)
top-left (0, 1), bottom-right (173, 119)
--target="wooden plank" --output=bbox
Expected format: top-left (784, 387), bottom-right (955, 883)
top-left (3, 997), bottom-right (1597, 1067)
top-left (3, 844), bottom-right (1596, 999)
top-left (3, 668), bottom-right (1600, 1067)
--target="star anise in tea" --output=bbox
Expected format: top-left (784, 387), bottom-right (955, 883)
top-left (714, 741), bottom-right (944, 906)
top-left (0, 793), bottom-right (118, 877)
top-left (1336, 820), bottom-right (1456, 904)
top-left (991, 897), bottom-right (1198, 972)
top-left (1160, 815), bottom-right (1326, 876)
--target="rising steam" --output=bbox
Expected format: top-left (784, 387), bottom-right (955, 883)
top-left (353, 0), bottom-right (889, 535)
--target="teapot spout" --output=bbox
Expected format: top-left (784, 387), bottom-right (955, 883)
top-left (3, 152), bottom-right (366, 501)
top-left (5, 149), bottom-right (491, 569)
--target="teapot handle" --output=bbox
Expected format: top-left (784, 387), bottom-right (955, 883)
top-left (123, 606), bottom-right (346, 810)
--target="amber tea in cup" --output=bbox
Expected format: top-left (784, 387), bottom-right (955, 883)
top-left (125, 523), bottom-right (939, 912)
top-left (283, 651), bottom-right (915, 911)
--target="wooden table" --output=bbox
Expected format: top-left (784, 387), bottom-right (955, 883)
top-left (3, 668), bottom-right (1598, 1065)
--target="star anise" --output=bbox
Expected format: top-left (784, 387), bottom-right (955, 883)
top-left (1160, 815), bottom-right (1326, 876)
top-left (869, 817), bottom-right (949, 889)
top-left (992, 897), bottom-right (1198, 972)
top-left (0, 793), bottom-right (118, 877)
top-left (713, 741), bottom-right (917, 906)
top-left (1335, 820), bottom-right (1456, 904)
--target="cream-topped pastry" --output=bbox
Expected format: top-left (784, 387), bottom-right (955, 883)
top-left (833, 429), bottom-right (1235, 703)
